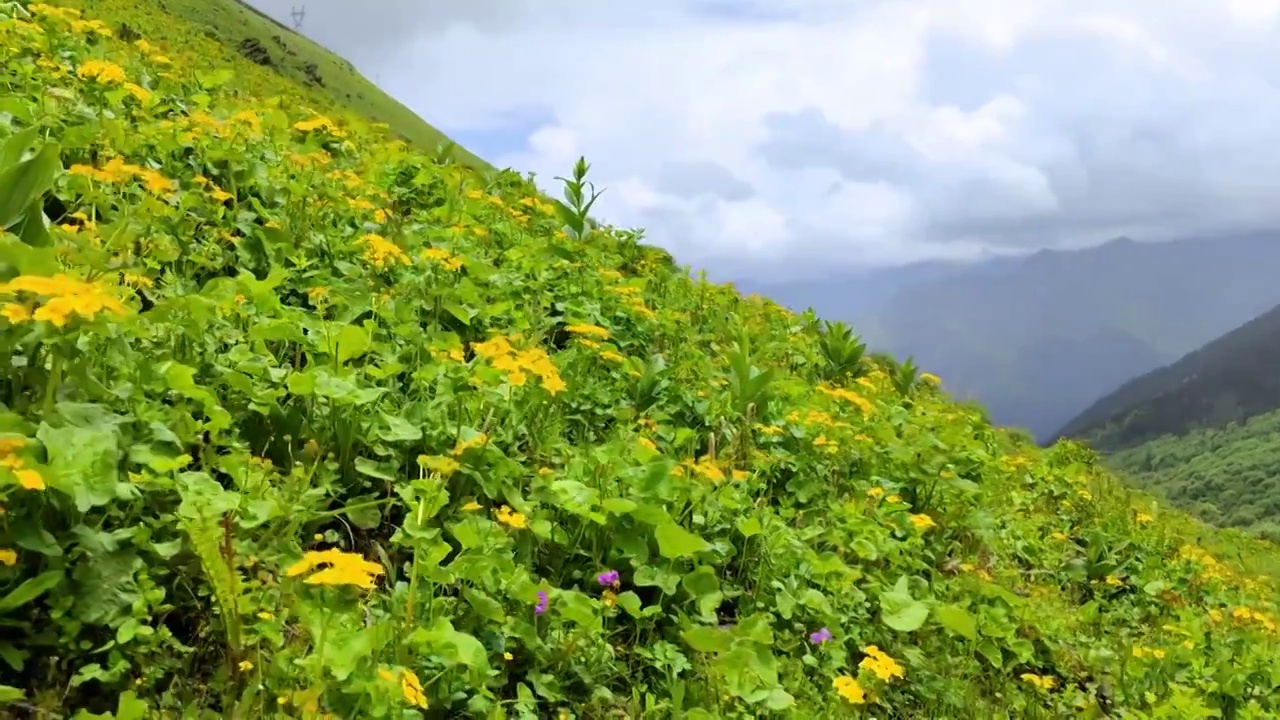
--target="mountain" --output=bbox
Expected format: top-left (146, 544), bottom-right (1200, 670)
top-left (1056, 301), bottom-right (1280, 450)
top-left (1054, 302), bottom-right (1280, 537)
top-left (4, 2), bottom-right (1280, 717)
top-left (1107, 408), bottom-right (1280, 539)
top-left (760, 235), bottom-right (1280, 441)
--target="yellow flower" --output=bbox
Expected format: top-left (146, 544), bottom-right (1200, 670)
top-left (77, 59), bottom-right (127, 84)
top-left (15, 469), bottom-right (45, 491)
top-left (599, 350), bottom-right (625, 363)
top-left (462, 501), bottom-right (482, 512)
top-left (1135, 511), bottom-right (1153, 524)
top-left (237, 660), bottom-right (254, 671)
top-left (866, 487), bottom-right (885, 500)
top-left (1020, 673), bottom-right (1056, 691)
top-left (357, 233), bottom-right (410, 268)
top-left (285, 548), bottom-right (385, 590)
top-left (909, 513), bottom-right (936, 531)
top-left (123, 82), bottom-right (151, 103)
top-left (859, 645), bottom-right (905, 681)
top-left (833, 675), bottom-right (865, 704)
top-left (886, 494), bottom-right (902, 504)
top-left (400, 669), bottom-right (428, 709)
top-left (417, 454), bottom-right (461, 475)
top-left (495, 505), bottom-right (527, 529)
top-left (565, 323), bottom-right (610, 339)
top-left (0, 549), bottom-right (16, 566)
top-left (257, 611), bottom-right (274, 620)
top-left (1, 303), bottom-right (31, 323)
top-left (503, 651), bottom-right (514, 661)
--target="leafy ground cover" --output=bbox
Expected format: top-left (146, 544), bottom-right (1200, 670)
top-left (1, 2), bottom-right (1279, 718)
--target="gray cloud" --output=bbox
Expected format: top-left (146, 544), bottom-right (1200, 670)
top-left (241, 0), bottom-right (1280, 277)
top-left (652, 161), bottom-right (755, 201)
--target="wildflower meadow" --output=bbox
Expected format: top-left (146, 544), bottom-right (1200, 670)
top-left (0, 1), bottom-right (1278, 717)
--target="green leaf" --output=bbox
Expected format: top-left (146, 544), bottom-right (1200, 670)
top-left (324, 324), bottom-right (371, 364)
top-left (736, 517), bottom-right (763, 538)
top-left (655, 523), bottom-right (710, 559)
top-left (878, 577), bottom-right (930, 632)
top-left (115, 690), bottom-right (149, 720)
top-left (36, 421), bottom-right (122, 512)
top-left (681, 626), bottom-right (732, 653)
top-left (681, 566), bottom-right (720, 597)
top-left (0, 570), bottom-right (62, 613)
top-left (557, 590), bottom-right (601, 632)
top-left (376, 413), bottom-right (422, 442)
top-left (463, 587), bottom-right (506, 623)
top-left (0, 125), bottom-right (40, 168)
top-left (0, 685), bottom-right (23, 704)
top-left (934, 604), bottom-right (977, 640)
top-left (0, 141), bottom-right (60, 229)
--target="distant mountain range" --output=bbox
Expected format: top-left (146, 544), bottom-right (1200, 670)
top-left (1056, 300), bottom-right (1280, 451)
top-left (746, 234), bottom-right (1280, 441)
top-left (1055, 300), bottom-right (1280, 539)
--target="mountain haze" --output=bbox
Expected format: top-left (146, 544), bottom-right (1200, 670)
top-left (757, 235), bottom-right (1280, 441)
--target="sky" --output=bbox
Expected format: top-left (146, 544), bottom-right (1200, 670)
top-left (246, 0), bottom-right (1280, 280)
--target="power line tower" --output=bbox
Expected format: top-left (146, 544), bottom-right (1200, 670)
top-left (290, 5), bottom-right (305, 30)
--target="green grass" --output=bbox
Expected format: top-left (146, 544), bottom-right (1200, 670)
top-left (1, 2), bottom-right (1279, 718)
top-left (118, 0), bottom-right (490, 168)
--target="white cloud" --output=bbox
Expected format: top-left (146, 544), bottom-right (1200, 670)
top-left (247, 0), bottom-right (1280, 278)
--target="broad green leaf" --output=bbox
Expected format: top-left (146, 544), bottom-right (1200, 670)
top-left (655, 523), bottom-right (710, 559)
top-left (0, 141), bottom-right (60, 229)
top-left (879, 577), bottom-right (930, 632)
top-left (934, 604), bottom-right (977, 640)
top-left (325, 324), bottom-right (371, 364)
top-left (464, 587), bottom-right (506, 622)
top-left (0, 570), bottom-right (62, 613)
top-left (0, 685), bottom-right (23, 704)
top-left (681, 626), bottom-right (732, 653)
top-left (36, 422), bottom-right (121, 512)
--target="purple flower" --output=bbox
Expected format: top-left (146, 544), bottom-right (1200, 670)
top-left (534, 590), bottom-right (549, 615)
top-left (809, 627), bottom-right (832, 645)
top-left (596, 570), bottom-right (620, 587)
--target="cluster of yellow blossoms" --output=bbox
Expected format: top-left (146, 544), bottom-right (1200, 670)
top-left (285, 548), bottom-right (384, 590)
top-left (0, 437), bottom-right (43, 491)
top-left (471, 334), bottom-right (565, 394)
top-left (377, 667), bottom-right (428, 709)
top-left (0, 274), bottom-right (128, 328)
top-left (68, 156), bottom-right (175, 195)
top-left (356, 233), bottom-right (409, 269)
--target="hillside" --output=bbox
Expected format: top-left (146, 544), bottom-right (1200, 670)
top-left (2, 2), bottom-right (1280, 718)
top-left (92, 0), bottom-right (489, 166)
top-left (1056, 302), bottom-right (1280, 451)
top-left (1108, 409), bottom-right (1280, 538)
top-left (762, 236), bottom-right (1280, 441)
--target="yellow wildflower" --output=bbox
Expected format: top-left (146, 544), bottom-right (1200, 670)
top-left (866, 487), bottom-right (885, 500)
top-left (909, 514), bottom-right (936, 531)
top-left (15, 469), bottom-right (45, 491)
top-left (77, 59), bottom-right (127, 84)
top-left (859, 646), bottom-right (905, 681)
top-left (417, 454), bottom-right (461, 475)
top-left (357, 234), bottom-right (410, 268)
top-left (600, 350), bottom-right (625, 363)
top-left (1, 304), bottom-right (31, 323)
top-left (461, 501), bottom-right (482, 512)
top-left (833, 675), bottom-right (865, 704)
top-left (0, 549), bottom-right (16, 566)
top-left (565, 323), bottom-right (610, 339)
top-left (237, 660), bottom-right (254, 671)
top-left (495, 505), bottom-right (527, 529)
top-left (285, 548), bottom-right (384, 589)
top-left (400, 669), bottom-right (428, 709)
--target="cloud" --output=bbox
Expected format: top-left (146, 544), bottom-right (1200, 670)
top-left (245, 0), bottom-right (1280, 278)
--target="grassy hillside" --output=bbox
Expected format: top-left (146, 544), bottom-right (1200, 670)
top-left (1109, 410), bottom-right (1280, 539)
top-left (88, 0), bottom-right (489, 167)
top-left (2, 2), bottom-right (1280, 718)
top-left (1057, 302), bottom-right (1280, 451)
top-left (829, 236), bottom-right (1280, 442)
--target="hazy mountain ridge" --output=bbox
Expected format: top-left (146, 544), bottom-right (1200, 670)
top-left (1057, 300), bottom-right (1280, 451)
top-left (752, 234), bottom-right (1280, 441)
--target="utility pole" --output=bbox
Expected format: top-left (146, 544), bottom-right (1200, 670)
top-left (291, 5), bottom-right (305, 30)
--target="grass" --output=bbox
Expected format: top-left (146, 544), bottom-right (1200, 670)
top-left (0, 1), bottom-right (1278, 718)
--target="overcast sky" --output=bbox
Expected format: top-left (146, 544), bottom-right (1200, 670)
top-left (247, 0), bottom-right (1280, 279)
